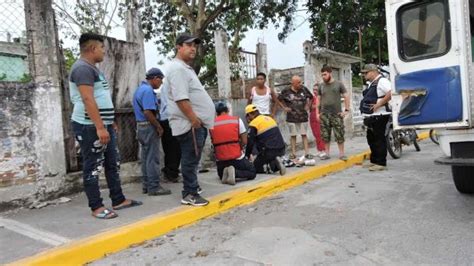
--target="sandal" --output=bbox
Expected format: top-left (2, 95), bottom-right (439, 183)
top-left (92, 208), bottom-right (118, 219)
top-left (113, 199), bottom-right (143, 210)
top-left (339, 155), bottom-right (348, 161)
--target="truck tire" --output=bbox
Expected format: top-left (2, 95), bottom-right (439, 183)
top-left (452, 166), bottom-right (474, 194)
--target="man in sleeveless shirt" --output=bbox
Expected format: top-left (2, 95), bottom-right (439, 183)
top-left (247, 72), bottom-right (284, 117)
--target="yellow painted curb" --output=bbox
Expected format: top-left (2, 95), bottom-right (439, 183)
top-left (11, 132), bottom-right (430, 266)
top-left (10, 151), bottom-right (369, 265)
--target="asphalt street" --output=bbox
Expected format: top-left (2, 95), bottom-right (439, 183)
top-left (94, 141), bottom-right (474, 265)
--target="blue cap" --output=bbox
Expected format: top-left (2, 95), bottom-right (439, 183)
top-left (146, 67), bottom-right (164, 79)
top-left (215, 102), bottom-right (228, 114)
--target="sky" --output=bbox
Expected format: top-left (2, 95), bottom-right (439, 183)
top-left (0, 0), bottom-right (313, 73)
top-left (140, 11), bottom-right (313, 72)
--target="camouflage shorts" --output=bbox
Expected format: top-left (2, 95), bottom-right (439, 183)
top-left (320, 113), bottom-right (345, 143)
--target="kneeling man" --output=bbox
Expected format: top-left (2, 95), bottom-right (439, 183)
top-left (245, 104), bottom-right (286, 175)
top-left (210, 103), bottom-right (256, 185)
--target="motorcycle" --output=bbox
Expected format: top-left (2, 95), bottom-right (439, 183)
top-left (386, 117), bottom-right (421, 159)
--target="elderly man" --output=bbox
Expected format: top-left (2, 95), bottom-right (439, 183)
top-left (165, 33), bottom-right (215, 206)
top-left (360, 64), bottom-right (392, 171)
top-left (133, 67), bottom-right (171, 196)
top-left (278, 75), bottom-right (314, 159)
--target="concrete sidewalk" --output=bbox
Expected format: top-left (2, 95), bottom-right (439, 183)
top-left (1, 135), bottom-right (421, 264)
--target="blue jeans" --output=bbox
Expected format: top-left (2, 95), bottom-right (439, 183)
top-left (137, 124), bottom-right (161, 192)
top-left (175, 127), bottom-right (207, 197)
top-left (72, 122), bottom-right (126, 211)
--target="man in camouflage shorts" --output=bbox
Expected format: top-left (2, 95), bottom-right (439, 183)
top-left (317, 66), bottom-right (350, 161)
top-left (320, 112), bottom-right (345, 144)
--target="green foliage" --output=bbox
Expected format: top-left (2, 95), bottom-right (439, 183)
top-left (305, 0), bottom-right (387, 65)
top-left (19, 73), bottom-right (32, 83)
top-left (63, 48), bottom-right (79, 72)
top-left (127, 0), bottom-right (298, 85)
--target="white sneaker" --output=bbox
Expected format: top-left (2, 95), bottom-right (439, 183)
top-left (318, 152), bottom-right (328, 158)
top-left (226, 166), bottom-right (236, 185)
top-left (221, 167), bottom-right (229, 184)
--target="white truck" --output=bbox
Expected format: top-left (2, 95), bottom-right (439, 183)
top-left (386, 0), bottom-right (474, 193)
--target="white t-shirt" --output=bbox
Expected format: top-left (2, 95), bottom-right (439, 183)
top-left (365, 75), bottom-right (392, 116)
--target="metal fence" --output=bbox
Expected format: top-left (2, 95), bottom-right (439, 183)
top-left (0, 0), bottom-right (29, 82)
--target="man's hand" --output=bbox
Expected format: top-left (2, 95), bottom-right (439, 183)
top-left (370, 103), bottom-right (380, 112)
top-left (156, 125), bottom-right (164, 137)
top-left (338, 111), bottom-right (348, 118)
top-left (112, 122), bottom-right (119, 133)
top-left (191, 117), bottom-right (202, 128)
top-left (97, 127), bottom-right (110, 144)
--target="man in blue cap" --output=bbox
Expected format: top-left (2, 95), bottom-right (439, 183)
top-left (209, 102), bottom-right (256, 185)
top-left (133, 67), bottom-right (171, 196)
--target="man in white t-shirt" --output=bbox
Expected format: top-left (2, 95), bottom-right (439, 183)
top-left (209, 103), bottom-right (256, 185)
top-left (360, 64), bottom-right (392, 171)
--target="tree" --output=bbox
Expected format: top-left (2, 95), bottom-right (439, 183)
top-left (132, 0), bottom-right (299, 85)
top-left (53, 0), bottom-right (121, 39)
top-left (305, 0), bottom-right (387, 65)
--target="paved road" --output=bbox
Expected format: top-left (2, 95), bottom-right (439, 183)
top-left (94, 141), bottom-right (474, 265)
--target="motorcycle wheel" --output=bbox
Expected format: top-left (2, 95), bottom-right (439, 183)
top-left (386, 128), bottom-right (402, 159)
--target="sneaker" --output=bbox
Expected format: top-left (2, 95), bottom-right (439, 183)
top-left (221, 167), bottom-right (229, 184)
top-left (288, 154), bottom-right (296, 160)
top-left (339, 155), bottom-right (348, 161)
top-left (362, 162), bottom-right (375, 168)
top-left (181, 194), bottom-right (209, 206)
top-left (318, 152), bottom-right (328, 159)
top-left (148, 185), bottom-right (171, 196)
top-left (275, 156), bottom-right (286, 176)
top-left (197, 187), bottom-right (203, 195)
top-left (368, 164), bottom-right (387, 171)
top-left (225, 166), bottom-right (236, 185)
top-left (319, 154), bottom-right (330, 160)
top-left (305, 154), bottom-right (314, 159)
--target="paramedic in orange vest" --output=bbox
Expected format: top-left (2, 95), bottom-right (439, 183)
top-left (245, 104), bottom-right (286, 175)
top-left (210, 102), bottom-right (256, 185)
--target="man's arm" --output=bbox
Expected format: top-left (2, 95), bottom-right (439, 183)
top-left (372, 91), bottom-right (392, 112)
top-left (342, 92), bottom-right (350, 111)
top-left (143, 110), bottom-right (164, 136)
top-left (78, 85), bottom-right (109, 144)
top-left (176, 100), bottom-right (202, 128)
top-left (240, 132), bottom-right (248, 146)
top-left (245, 127), bottom-right (256, 157)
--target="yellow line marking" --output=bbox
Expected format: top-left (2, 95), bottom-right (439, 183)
top-left (11, 132), bottom-right (430, 266)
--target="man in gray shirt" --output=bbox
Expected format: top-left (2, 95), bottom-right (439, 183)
top-left (165, 33), bottom-right (215, 206)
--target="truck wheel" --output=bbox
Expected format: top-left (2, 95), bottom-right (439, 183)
top-left (452, 166), bottom-right (474, 194)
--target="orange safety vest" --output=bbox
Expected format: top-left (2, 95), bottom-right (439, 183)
top-left (209, 114), bottom-right (242, 161)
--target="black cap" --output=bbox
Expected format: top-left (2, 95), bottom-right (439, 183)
top-left (176, 33), bottom-right (201, 45)
top-left (145, 67), bottom-right (164, 79)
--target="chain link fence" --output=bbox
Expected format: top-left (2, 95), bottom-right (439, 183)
top-left (0, 0), bottom-right (29, 82)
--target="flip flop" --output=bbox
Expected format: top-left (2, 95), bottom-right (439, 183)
top-left (113, 199), bottom-right (143, 210)
top-left (92, 208), bottom-right (118, 219)
top-left (339, 155), bottom-right (348, 161)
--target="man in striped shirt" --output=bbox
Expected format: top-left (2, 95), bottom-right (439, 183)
top-left (70, 33), bottom-right (141, 219)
